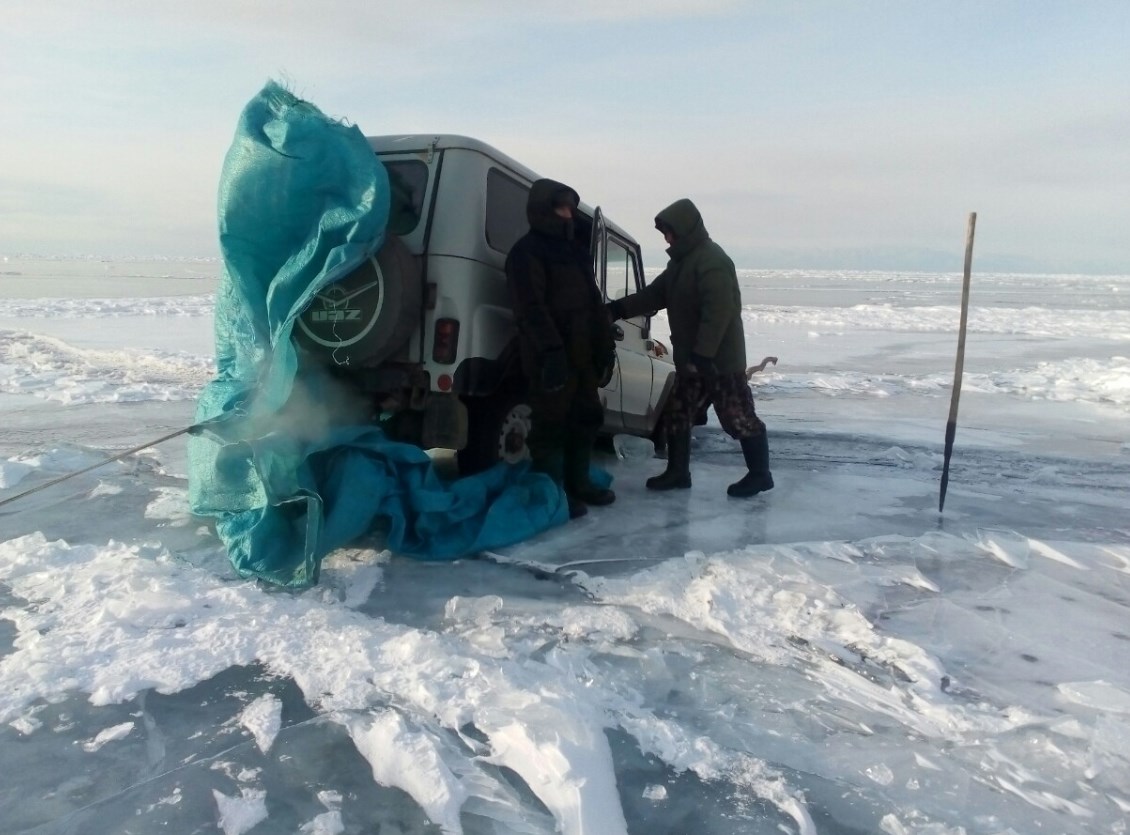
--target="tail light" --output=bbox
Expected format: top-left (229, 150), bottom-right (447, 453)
top-left (432, 317), bottom-right (460, 364)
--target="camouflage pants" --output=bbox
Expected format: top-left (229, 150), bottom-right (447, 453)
top-left (661, 371), bottom-right (766, 439)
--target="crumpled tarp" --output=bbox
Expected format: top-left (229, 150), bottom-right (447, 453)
top-left (187, 80), bottom-right (567, 587)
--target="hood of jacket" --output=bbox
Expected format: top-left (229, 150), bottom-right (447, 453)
top-left (655, 198), bottom-right (709, 259)
top-left (527, 178), bottom-right (580, 240)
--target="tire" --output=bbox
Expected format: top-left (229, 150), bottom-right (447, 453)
top-left (457, 386), bottom-right (533, 475)
top-left (294, 233), bottom-right (421, 367)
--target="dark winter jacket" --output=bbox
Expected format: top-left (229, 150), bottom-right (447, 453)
top-left (618, 198), bottom-right (747, 374)
top-left (505, 178), bottom-right (616, 388)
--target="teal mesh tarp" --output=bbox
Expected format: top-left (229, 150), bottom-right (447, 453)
top-left (187, 81), bottom-right (567, 587)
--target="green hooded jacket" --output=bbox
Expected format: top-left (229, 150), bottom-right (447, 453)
top-left (619, 198), bottom-right (747, 374)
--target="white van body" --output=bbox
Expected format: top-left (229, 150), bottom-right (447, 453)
top-left (294, 134), bottom-right (675, 470)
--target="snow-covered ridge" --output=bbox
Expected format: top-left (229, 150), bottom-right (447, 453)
top-left (745, 303), bottom-right (1130, 339)
top-left (2, 254), bottom-right (219, 263)
top-left (0, 330), bottom-right (213, 404)
top-left (733, 268), bottom-right (1130, 287)
top-left (3, 325), bottom-right (1126, 410)
top-left (0, 296), bottom-right (214, 319)
top-left (752, 356), bottom-right (1130, 409)
top-left (1, 292), bottom-right (1126, 341)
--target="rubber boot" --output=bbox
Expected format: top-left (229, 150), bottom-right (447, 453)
top-left (646, 429), bottom-right (691, 490)
top-left (566, 495), bottom-right (588, 519)
top-left (728, 433), bottom-right (774, 497)
top-left (564, 432), bottom-right (615, 507)
top-left (533, 448), bottom-right (587, 518)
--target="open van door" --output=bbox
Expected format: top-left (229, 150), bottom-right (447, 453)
top-left (591, 206), bottom-right (607, 292)
top-left (591, 208), bottom-right (659, 434)
top-left (590, 208), bottom-right (623, 429)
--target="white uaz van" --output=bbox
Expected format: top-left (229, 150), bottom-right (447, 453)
top-left (293, 134), bottom-right (675, 472)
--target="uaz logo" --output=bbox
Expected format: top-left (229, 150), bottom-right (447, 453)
top-left (311, 309), bottom-right (362, 322)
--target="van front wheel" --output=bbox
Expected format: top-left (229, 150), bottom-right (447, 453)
top-left (457, 389), bottom-right (533, 476)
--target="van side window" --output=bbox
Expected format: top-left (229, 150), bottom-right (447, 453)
top-left (630, 248), bottom-right (645, 292)
top-left (485, 168), bottom-right (530, 254)
top-left (607, 238), bottom-right (631, 301)
top-left (382, 159), bottom-right (429, 236)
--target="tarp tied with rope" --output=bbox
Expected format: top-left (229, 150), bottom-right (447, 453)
top-left (187, 81), bottom-right (567, 588)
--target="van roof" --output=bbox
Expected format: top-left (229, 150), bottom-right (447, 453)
top-left (366, 134), bottom-right (639, 246)
top-left (367, 134), bottom-right (539, 180)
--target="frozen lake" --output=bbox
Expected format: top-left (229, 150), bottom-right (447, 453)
top-left (2, 259), bottom-right (1129, 834)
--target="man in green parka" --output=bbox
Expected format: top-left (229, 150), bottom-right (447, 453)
top-left (606, 198), bottom-right (773, 497)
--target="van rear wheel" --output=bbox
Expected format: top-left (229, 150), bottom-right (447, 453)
top-left (458, 388), bottom-right (532, 476)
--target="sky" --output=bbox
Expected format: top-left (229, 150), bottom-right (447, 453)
top-left (2, 0), bottom-right (1129, 273)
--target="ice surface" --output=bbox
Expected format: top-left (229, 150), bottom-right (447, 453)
top-left (1, 260), bottom-right (1129, 834)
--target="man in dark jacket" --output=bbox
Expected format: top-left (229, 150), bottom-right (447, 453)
top-left (606, 198), bottom-right (773, 497)
top-left (505, 179), bottom-right (617, 518)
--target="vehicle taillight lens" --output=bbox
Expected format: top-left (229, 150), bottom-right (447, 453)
top-left (432, 317), bottom-right (460, 364)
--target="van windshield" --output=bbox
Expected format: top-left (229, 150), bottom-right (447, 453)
top-left (382, 159), bottom-right (428, 235)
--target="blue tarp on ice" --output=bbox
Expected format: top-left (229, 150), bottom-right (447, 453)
top-left (187, 81), bottom-right (567, 587)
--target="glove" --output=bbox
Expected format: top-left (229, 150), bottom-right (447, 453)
top-left (540, 349), bottom-right (568, 392)
top-left (686, 351), bottom-right (717, 376)
top-left (605, 299), bottom-right (627, 322)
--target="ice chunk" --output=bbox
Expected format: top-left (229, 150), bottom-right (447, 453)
top-left (346, 710), bottom-right (467, 833)
top-left (239, 694), bottom-right (282, 753)
top-left (299, 810), bottom-right (344, 835)
top-left (1058, 680), bottom-right (1130, 714)
top-left (612, 433), bottom-right (655, 463)
top-left (213, 788), bottom-right (268, 835)
top-left (0, 458), bottom-right (33, 488)
top-left (642, 785), bottom-right (667, 801)
top-left (81, 721), bottom-right (134, 752)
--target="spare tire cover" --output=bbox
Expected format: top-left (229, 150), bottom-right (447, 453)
top-left (295, 234), bottom-right (422, 367)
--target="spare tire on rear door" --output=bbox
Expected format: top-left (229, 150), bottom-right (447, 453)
top-left (294, 233), bottom-right (421, 367)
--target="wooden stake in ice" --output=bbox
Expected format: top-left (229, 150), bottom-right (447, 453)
top-left (939, 212), bottom-right (977, 513)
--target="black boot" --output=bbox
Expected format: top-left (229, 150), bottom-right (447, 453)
top-left (728, 433), bottom-right (774, 497)
top-left (646, 429), bottom-right (691, 490)
top-left (572, 486), bottom-right (616, 506)
top-left (531, 448), bottom-right (586, 517)
top-left (567, 495), bottom-right (588, 519)
top-left (564, 432), bottom-right (615, 507)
